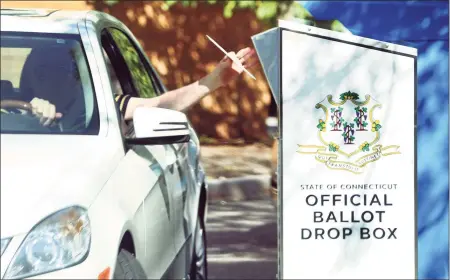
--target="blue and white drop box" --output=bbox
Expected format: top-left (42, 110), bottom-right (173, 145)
top-left (252, 20), bottom-right (417, 279)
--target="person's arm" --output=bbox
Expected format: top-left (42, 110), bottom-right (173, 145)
top-left (120, 47), bottom-right (257, 121)
top-left (121, 73), bottom-right (220, 121)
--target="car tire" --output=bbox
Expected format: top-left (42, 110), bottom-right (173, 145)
top-left (189, 216), bottom-right (208, 280)
top-left (113, 249), bottom-right (147, 279)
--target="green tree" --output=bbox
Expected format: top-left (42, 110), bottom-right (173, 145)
top-left (102, 0), bottom-right (319, 27)
top-left (109, 28), bottom-right (157, 98)
top-left (162, 0), bottom-right (313, 26)
top-left (103, 0), bottom-right (351, 31)
top-left (162, 0), bottom-right (351, 31)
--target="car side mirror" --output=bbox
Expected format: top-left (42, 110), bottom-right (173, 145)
top-left (126, 107), bottom-right (190, 145)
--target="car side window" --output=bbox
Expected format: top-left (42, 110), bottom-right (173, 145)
top-left (107, 28), bottom-right (158, 99)
top-left (102, 48), bottom-right (124, 96)
top-left (100, 47), bottom-right (132, 134)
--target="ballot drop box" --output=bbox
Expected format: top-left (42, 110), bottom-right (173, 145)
top-left (252, 20), bottom-right (417, 279)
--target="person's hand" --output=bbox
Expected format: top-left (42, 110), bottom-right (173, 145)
top-left (211, 47), bottom-right (259, 88)
top-left (29, 97), bottom-right (63, 126)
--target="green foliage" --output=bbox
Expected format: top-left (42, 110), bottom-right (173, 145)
top-left (166, 0), bottom-right (178, 6)
top-left (104, 0), bottom-right (119, 6)
top-left (328, 143), bottom-right (339, 152)
top-left (317, 119), bottom-right (326, 131)
top-left (330, 20), bottom-right (346, 32)
top-left (372, 121), bottom-right (382, 132)
top-left (354, 106), bottom-right (367, 113)
top-left (255, 1), bottom-right (278, 20)
top-left (360, 142), bottom-right (370, 152)
top-left (103, 0), bottom-right (353, 32)
top-left (339, 91), bottom-right (359, 101)
top-left (223, 1), bottom-right (236, 18)
top-left (158, 0), bottom-right (306, 23)
top-left (104, 0), bottom-right (315, 27)
top-left (181, 0), bottom-right (191, 7)
top-left (237, 1), bottom-right (256, 9)
top-left (331, 107), bottom-right (342, 117)
top-left (109, 28), bottom-right (157, 99)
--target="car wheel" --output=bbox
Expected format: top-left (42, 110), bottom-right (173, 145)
top-left (113, 249), bottom-right (147, 279)
top-left (190, 216), bottom-right (208, 280)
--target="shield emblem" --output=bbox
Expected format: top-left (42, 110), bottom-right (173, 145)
top-left (315, 91), bottom-right (382, 158)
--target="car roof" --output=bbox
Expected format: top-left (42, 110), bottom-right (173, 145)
top-left (1, 8), bottom-right (102, 34)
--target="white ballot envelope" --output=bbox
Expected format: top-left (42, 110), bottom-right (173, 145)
top-left (252, 20), bottom-right (417, 280)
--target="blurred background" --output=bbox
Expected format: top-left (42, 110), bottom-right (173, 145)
top-left (1, 1), bottom-right (447, 279)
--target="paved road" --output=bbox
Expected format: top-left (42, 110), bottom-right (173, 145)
top-left (206, 200), bottom-right (277, 279)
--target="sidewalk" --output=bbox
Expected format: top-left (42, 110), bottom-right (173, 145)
top-left (202, 144), bottom-right (277, 279)
top-left (207, 200), bottom-right (277, 279)
top-left (200, 144), bottom-right (273, 202)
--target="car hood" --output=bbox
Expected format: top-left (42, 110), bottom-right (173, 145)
top-left (0, 135), bottom-right (123, 238)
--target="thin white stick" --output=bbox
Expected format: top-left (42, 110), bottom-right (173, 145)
top-left (206, 35), bottom-right (256, 80)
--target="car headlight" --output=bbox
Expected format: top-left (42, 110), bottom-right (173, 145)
top-left (4, 206), bottom-right (91, 279)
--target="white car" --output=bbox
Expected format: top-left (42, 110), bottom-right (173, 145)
top-left (0, 8), bottom-right (208, 280)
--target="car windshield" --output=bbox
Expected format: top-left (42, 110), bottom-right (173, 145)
top-left (0, 32), bottom-right (99, 135)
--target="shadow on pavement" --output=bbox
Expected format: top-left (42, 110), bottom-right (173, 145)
top-left (206, 200), bottom-right (277, 279)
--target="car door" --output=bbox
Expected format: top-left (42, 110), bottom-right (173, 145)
top-left (100, 28), bottom-right (179, 278)
top-left (144, 57), bottom-right (202, 278)
top-left (110, 27), bottom-right (201, 278)
top-left (165, 138), bottom-right (198, 278)
top-left (105, 25), bottom-right (200, 279)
